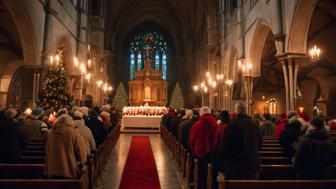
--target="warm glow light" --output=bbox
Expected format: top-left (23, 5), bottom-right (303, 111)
top-left (201, 82), bottom-right (205, 87)
top-left (206, 71), bottom-right (210, 77)
top-left (226, 79), bottom-right (233, 86)
top-left (103, 83), bottom-right (108, 92)
top-left (262, 95), bottom-right (265, 100)
top-left (24, 108), bottom-right (32, 115)
top-left (238, 60), bottom-right (242, 67)
top-left (73, 57), bottom-right (79, 68)
top-left (212, 81), bottom-right (217, 88)
top-left (80, 63), bottom-right (86, 74)
top-left (49, 56), bottom-right (53, 65)
top-left (204, 86), bottom-right (208, 93)
top-left (108, 86), bottom-right (113, 91)
top-left (96, 80), bottom-right (103, 87)
top-left (85, 73), bottom-right (91, 81)
top-left (87, 59), bottom-right (92, 68)
top-left (55, 54), bottom-right (60, 66)
top-left (247, 63), bottom-right (252, 70)
top-left (309, 45), bottom-right (321, 61)
top-left (299, 107), bottom-right (304, 114)
top-left (193, 85), bottom-right (199, 91)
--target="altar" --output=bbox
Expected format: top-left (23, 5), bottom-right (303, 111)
top-left (121, 116), bottom-right (162, 129)
top-left (121, 105), bottom-right (167, 129)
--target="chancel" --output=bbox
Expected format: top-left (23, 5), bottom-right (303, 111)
top-left (128, 44), bottom-right (168, 106)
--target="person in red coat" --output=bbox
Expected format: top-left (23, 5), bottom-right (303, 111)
top-left (189, 106), bottom-right (217, 189)
top-left (274, 113), bottom-right (288, 139)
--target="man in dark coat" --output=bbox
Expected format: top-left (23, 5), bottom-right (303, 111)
top-left (86, 111), bottom-right (107, 147)
top-left (181, 109), bottom-right (199, 150)
top-left (279, 119), bottom-right (302, 157)
top-left (294, 117), bottom-right (336, 179)
top-left (221, 102), bottom-right (262, 179)
top-left (0, 108), bottom-right (28, 163)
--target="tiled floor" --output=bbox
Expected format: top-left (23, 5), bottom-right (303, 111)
top-left (100, 134), bottom-right (183, 189)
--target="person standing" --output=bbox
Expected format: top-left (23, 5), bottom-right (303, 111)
top-left (221, 102), bottom-right (262, 179)
top-left (294, 117), bottom-right (336, 179)
top-left (45, 114), bottom-right (87, 179)
top-left (189, 106), bottom-right (217, 189)
top-left (259, 113), bottom-right (276, 137)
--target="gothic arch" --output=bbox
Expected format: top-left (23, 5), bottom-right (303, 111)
top-left (248, 19), bottom-right (275, 77)
top-left (3, 0), bottom-right (38, 65)
top-left (287, 0), bottom-right (318, 53)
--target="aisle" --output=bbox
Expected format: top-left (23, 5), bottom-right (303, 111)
top-left (119, 136), bottom-right (160, 188)
top-left (101, 134), bottom-right (183, 189)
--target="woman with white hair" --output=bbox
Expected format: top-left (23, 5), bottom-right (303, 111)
top-left (0, 108), bottom-right (28, 163)
top-left (73, 111), bottom-right (96, 154)
top-left (45, 114), bottom-right (87, 179)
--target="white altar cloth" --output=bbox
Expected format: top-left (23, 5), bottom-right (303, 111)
top-left (121, 116), bottom-right (162, 128)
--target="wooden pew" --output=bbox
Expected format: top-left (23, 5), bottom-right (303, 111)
top-left (22, 151), bottom-right (46, 156)
top-left (0, 164), bottom-right (44, 179)
top-left (217, 173), bottom-right (336, 189)
top-left (261, 157), bottom-right (292, 165)
top-left (21, 156), bottom-right (45, 164)
top-left (0, 167), bottom-right (89, 189)
top-left (260, 151), bottom-right (286, 157)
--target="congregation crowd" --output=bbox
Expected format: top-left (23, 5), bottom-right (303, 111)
top-left (162, 102), bottom-right (336, 188)
top-left (0, 105), bottom-right (119, 179)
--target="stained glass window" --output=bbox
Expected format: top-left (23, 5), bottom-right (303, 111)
top-left (162, 52), bottom-right (167, 80)
top-left (129, 31), bottom-right (168, 80)
top-left (155, 52), bottom-right (160, 70)
top-left (137, 53), bottom-right (142, 71)
top-left (130, 52), bottom-right (135, 80)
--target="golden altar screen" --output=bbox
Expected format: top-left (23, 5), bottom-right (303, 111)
top-left (128, 53), bottom-right (168, 106)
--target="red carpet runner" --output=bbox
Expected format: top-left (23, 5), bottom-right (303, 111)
top-left (119, 136), bottom-right (160, 189)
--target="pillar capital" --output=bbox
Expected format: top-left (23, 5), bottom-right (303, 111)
top-left (276, 52), bottom-right (307, 61)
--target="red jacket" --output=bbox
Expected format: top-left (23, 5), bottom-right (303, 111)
top-left (274, 119), bottom-right (288, 139)
top-left (189, 114), bottom-right (217, 159)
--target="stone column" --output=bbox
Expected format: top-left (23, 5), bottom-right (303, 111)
top-left (277, 53), bottom-right (306, 112)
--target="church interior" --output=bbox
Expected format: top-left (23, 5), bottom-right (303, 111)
top-left (0, 0), bottom-right (336, 188)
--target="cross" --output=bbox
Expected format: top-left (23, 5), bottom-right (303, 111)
top-left (144, 45), bottom-right (151, 57)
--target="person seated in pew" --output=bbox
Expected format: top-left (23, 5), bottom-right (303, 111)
top-left (45, 114), bottom-right (87, 179)
top-left (294, 117), bottom-right (336, 179)
top-left (259, 113), bottom-right (276, 137)
top-left (73, 111), bottom-right (96, 155)
top-left (279, 118), bottom-right (302, 158)
top-left (189, 106), bottom-right (217, 189)
top-left (0, 108), bottom-right (28, 163)
top-left (20, 107), bottom-right (48, 140)
top-left (220, 102), bottom-right (262, 179)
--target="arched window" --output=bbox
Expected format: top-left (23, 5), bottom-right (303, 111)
top-left (130, 52), bottom-right (135, 80)
top-left (129, 31), bottom-right (168, 80)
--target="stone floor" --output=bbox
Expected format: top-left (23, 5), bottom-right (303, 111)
top-left (100, 134), bottom-right (183, 189)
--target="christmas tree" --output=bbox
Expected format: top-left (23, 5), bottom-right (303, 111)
top-left (39, 55), bottom-right (72, 111)
top-left (112, 82), bottom-right (128, 111)
top-left (169, 82), bottom-right (184, 109)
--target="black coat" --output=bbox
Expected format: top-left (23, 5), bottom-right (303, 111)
top-left (294, 129), bottom-right (336, 179)
top-left (181, 116), bottom-right (199, 151)
top-left (221, 114), bottom-right (262, 178)
top-left (0, 118), bottom-right (28, 163)
top-left (279, 121), bottom-right (301, 157)
top-left (86, 116), bottom-right (107, 147)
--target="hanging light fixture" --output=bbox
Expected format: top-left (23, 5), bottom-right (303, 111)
top-left (309, 45), bottom-right (321, 61)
